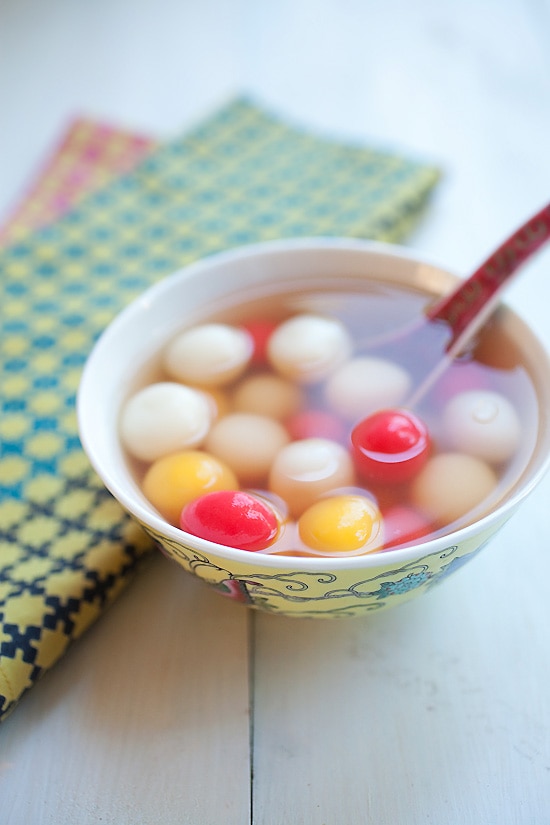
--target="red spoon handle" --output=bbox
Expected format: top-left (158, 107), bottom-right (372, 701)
top-left (426, 203), bottom-right (550, 350)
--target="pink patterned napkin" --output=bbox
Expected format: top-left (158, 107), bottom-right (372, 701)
top-left (0, 118), bottom-right (156, 246)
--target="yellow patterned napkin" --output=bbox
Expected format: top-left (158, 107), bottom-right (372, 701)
top-left (0, 97), bottom-right (440, 721)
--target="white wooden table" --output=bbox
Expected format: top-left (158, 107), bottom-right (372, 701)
top-left (1, 1), bottom-right (550, 822)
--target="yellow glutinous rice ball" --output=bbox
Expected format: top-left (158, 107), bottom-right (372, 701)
top-left (298, 494), bottom-right (383, 555)
top-left (142, 450), bottom-right (238, 526)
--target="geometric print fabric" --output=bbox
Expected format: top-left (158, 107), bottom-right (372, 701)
top-left (0, 116), bottom-right (156, 246)
top-left (0, 97), bottom-right (440, 720)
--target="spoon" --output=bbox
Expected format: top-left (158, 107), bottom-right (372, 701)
top-left (351, 202), bottom-right (550, 483)
top-left (388, 202), bottom-right (550, 407)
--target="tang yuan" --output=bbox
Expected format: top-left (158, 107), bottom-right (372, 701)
top-left (231, 372), bottom-right (305, 420)
top-left (298, 494), bottom-right (384, 555)
top-left (268, 438), bottom-right (356, 518)
top-left (285, 408), bottom-right (347, 442)
top-left (267, 313), bottom-right (352, 384)
top-left (411, 452), bottom-right (498, 525)
top-left (119, 279), bottom-right (537, 556)
top-left (120, 382), bottom-right (213, 462)
top-left (324, 356), bottom-right (412, 422)
top-left (180, 490), bottom-right (280, 552)
top-left (164, 323), bottom-right (253, 387)
top-left (205, 412), bottom-right (290, 485)
top-left (142, 450), bottom-right (238, 525)
top-left (441, 389), bottom-right (521, 463)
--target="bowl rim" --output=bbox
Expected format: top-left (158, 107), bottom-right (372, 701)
top-left (77, 235), bottom-right (550, 569)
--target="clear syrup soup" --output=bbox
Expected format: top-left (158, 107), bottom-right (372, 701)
top-left (120, 279), bottom-right (538, 556)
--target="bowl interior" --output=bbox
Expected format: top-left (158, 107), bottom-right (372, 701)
top-left (77, 238), bottom-right (550, 568)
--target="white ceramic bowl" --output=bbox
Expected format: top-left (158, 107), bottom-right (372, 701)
top-left (77, 238), bottom-right (550, 618)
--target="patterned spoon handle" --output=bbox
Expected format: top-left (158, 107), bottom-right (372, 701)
top-left (426, 202), bottom-right (550, 354)
top-left (402, 203), bottom-right (550, 409)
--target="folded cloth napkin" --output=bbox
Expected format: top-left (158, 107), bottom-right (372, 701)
top-left (0, 118), bottom-right (156, 246)
top-left (0, 96), bottom-right (440, 721)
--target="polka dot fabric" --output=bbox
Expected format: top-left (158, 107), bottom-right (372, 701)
top-left (0, 97), bottom-right (440, 720)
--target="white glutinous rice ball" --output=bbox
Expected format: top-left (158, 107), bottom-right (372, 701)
top-left (324, 356), bottom-right (412, 422)
top-left (120, 382), bottom-right (213, 462)
top-left (163, 323), bottom-right (253, 387)
top-left (441, 389), bottom-right (521, 463)
top-left (411, 452), bottom-right (498, 525)
top-left (205, 412), bottom-right (290, 485)
top-left (231, 372), bottom-right (305, 420)
top-left (267, 314), bottom-right (352, 384)
top-left (268, 438), bottom-right (355, 517)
